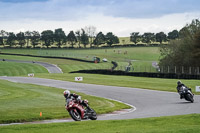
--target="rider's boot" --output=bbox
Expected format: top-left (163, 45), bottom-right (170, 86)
top-left (87, 106), bottom-right (92, 111)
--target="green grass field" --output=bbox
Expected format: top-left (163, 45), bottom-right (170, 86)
top-left (0, 61), bottom-right (48, 76)
top-left (0, 53), bottom-right (199, 95)
top-left (1, 114), bottom-right (199, 133)
top-left (0, 79), bottom-right (130, 124)
top-left (1, 47), bottom-right (159, 61)
top-left (0, 47), bottom-right (160, 72)
top-left (35, 73), bottom-right (200, 95)
top-left (0, 47), bottom-right (199, 132)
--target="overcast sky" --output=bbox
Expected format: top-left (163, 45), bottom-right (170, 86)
top-left (0, 0), bottom-right (200, 36)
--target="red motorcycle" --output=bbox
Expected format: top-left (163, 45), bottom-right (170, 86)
top-left (66, 99), bottom-right (97, 121)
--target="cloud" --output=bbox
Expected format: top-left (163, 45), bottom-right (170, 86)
top-left (0, 0), bottom-right (200, 37)
top-left (0, 0), bottom-right (200, 21)
top-left (1, 11), bottom-right (199, 37)
top-left (102, 0), bottom-right (200, 18)
top-left (0, 0), bottom-right (48, 3)
top-left (0, 0), bottom-right (97, 21)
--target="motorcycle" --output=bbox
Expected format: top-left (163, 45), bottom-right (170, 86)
top-left (180, 86), bottom-right (194, 103)
top-left (66, 99), bottom-right (97, 121)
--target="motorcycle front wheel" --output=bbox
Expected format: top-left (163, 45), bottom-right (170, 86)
top-left (89, 108), bottom-right (97, 120)
top-left (187, 94), bottom-right (194, 103)
top-left (69, 109), bottom-right (81, 121)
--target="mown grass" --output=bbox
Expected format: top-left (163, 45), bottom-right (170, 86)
top-left (0, 47), bottom-right (158, 73)
top-left (0, 54), bottom-right (199, 95)
top-left (1, 114), bottom-right (199, 133)
top-left (0, 79), bottom-right (130, 124)
top-left (1, 47), bottom-right (160, 72)
top-left (1, 47), bottom-right (160, 61)
top-left (35, 73), bottom-right (200, 95)
top-left (0, 55), bottom-right (156, 73)
top-left (0, 62), bottom-right (48, 76)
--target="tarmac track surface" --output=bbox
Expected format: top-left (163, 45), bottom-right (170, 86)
top-left (0, 77), bottom-right (199, 124)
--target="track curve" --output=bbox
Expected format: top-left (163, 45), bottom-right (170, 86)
top-left (0, 76), bottom-right (199, 122)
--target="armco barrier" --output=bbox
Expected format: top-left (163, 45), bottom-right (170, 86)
top-left (70, 69), bottom-right (200, 79)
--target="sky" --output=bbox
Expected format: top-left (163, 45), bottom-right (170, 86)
top-left (0, 0), bottom-right (200, 37)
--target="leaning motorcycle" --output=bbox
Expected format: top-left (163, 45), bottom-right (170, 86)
top-left (66, 99), bottom-right (97, 121)
top-left (180, 86), bottom-right (194, 103)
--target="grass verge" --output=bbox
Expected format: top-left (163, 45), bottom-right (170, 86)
top-left (1, 47), bottom-right (160, 61)
top-left (35, 73), bottom-right (200, 95)
top-left (0, 114), bottom-right (199, 133)
top-left (0, 61), bottom-right (48, 76)
top-left (0, 79), bottom-right (130, 124)
top-left (0, 54), bottom-right (157, 73)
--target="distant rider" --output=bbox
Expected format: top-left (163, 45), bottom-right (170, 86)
top-left (63, 90), bottom-right (91, 110)
top-left (111, 61), bottom-right (118, 71)
top-left (176, 80), bottom-right (193, 99)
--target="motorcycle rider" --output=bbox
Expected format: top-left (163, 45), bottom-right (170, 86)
top-left (63, 90), bottom-right (91, 110)
top-left (176, 80), bottom-right (193, 99)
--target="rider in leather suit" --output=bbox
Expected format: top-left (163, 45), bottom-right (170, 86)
top-left (176, 80), bottom-right (193, 99)
top-left (63, 90), bottom-right (91, 110)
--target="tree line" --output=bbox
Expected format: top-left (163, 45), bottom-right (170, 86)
top-left (0, 26), bottom-right (180, 48)
top-left (0, 27), bottom-right (119, 48)
top-left (159, 19), bottom-right (200, 68)
top-left (130, 30), bottom-right (179, 45)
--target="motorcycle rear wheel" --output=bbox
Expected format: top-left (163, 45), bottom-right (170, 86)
top-left (69, 109), bottom-right (81, 121)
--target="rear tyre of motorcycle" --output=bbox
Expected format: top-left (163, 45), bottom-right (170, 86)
top-left (69, 109), bottom-right (81, 121)
top-left (89, 108), bottom-right (97, 120)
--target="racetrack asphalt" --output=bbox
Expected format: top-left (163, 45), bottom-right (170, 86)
top-left (0, 76), bottom-right (199, 124)
top-left (0, 59), bottom-right (62, 73)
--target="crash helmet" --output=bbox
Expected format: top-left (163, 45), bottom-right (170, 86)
top-left (63, 90), bottom-right (70, 98)
top-left (83, 99), bottom-right (88, 104)
top-left (177, 80), bottom-right (182, 86)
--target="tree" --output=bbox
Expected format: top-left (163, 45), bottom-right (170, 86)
top-left (41, 30), bottom-right (54, 48)
top-left (168, 30), bottom-right (179, 40)
top-left (193, 28), bottom-right (200, 66)
top-left (67, 31), bottom-right (77, 48)
top-left (84, 26), bottom-right (97, 47)
top-left (93, 32), bottom-right (105, 47)
top-left (0, 30), bottom-right (7, 47)
top-left (25, 31), bottom-right (31, 47)
top-left (31, 31), bottom-right (40, 48)
top-left (54, 28), bottom-right (66, 48)
top-left (159, 19), bottom-right (200, 68)
top-left (142, 32), bottom-right (155, 44)
top-left (16, 32), bottom-right (26, 48)
top-left (80, 29), bottom-right (89, 48)
top-left (105, 32), bottom-right (119, 47)
top-left (155, 32), bottom-right (167, 44)
top-left (6, 32), bottom-right (16, 47)
top-left (0, 36), bottom-right (3, 46)
top-left (130, 32), bottom-right (140, 45)
top-left (75, 30), bottom-right (81, 48)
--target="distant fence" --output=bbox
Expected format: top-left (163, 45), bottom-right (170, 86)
top-left (91, 65), bottom-right (200, 75)
top-left (74, 65), bottom-right (200, 79)
top-left (159, 66), bottom-right (200, 75)
top-left (71, 69), bottom-right (200, 79)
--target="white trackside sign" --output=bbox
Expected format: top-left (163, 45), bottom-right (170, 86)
top-left (75, 77), bottom-right (83, 81)
top-left (196, 86), bottom-right (200, 92)
top-left (28, 73), bottom-right (34, 77)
